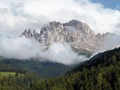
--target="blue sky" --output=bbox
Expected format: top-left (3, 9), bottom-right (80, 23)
top-left (90, 0), bottom-right (120, 10)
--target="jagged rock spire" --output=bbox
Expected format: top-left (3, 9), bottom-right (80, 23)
top-left (21, 20), bottom-right (106, 52)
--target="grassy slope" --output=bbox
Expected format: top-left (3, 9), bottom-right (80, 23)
top-left (0, 72), bottom-right (16, 77)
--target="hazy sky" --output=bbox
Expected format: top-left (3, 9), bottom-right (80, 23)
top-left (0, 0), bottom-right (120, 34)
top-left (91, 0), bottom-right (120, 10)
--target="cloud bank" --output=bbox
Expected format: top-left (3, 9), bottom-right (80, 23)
top-left (0, 36), bottom-right (88, 65)
top-left (0, 0), bottom-right (120, 34)
top-left (0, 34), bottom-right (120, 65)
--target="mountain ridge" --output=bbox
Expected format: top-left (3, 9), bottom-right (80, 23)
top-left (21, 19), bottom-right (120, 54)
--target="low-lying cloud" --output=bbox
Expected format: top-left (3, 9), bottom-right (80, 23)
top-left (0, 36), bottom-right (41, 59)
top-left (0, 36), bottom-right (88, 65)
top-left (39, 42), bottom-right (88, 65)
top-left (0, 33), bottom-right (120, 65)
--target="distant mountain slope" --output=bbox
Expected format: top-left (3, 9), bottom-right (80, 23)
top-left (30, 47), bottom-right (120, 90)
top-left (72, 47), bottom-right (120, 72)
top-left (0, 58), bottom-right (71, 77)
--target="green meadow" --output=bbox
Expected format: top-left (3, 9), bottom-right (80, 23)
top-left (0, 72), bottom-right (24, 77)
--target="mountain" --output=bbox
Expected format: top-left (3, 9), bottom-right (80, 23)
top-left (21, 19), bottom-right (120, 55)
top-left (21, 20), bottom-right (99, 52)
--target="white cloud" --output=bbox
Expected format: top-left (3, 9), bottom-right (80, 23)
top-left (0, 34), bottom-right (120, 65)
top-left (0, 36), bottom-right (41, 59)
top-left (39, 42), bottom-right (87, 65)
top-left (0, 36), bottom-right (88, 65)
top-left (0, 0), bottom-right (119, 34)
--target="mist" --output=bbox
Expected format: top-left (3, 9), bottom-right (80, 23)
top-left (1, 33), bottom-right (120, 65)
top-left (0, 36), bottom-right (88, 65)
top-left (102, 34), bottom-right (120, 50)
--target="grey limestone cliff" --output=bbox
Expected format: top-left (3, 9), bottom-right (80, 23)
top-left (21, 19), bottom-right (118, 53)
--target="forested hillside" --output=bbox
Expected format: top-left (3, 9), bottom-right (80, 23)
top-left (0, 59), bottom-right (71, 77)
top-left (0, 47), bottom-right (120, 90)
top-left (31, 47), bottom-right (120, 90)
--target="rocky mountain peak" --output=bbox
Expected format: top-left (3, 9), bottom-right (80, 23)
top-left (49, 21), bottom-right (62, 26)
top-left (22, 29), bottom-right (33, 38)
top-left (21, 19), bottom-right (118, 52)
top-left (63, 19), bottom-right (82, 27)
top-left (63, 19), bottom-right (94, 35)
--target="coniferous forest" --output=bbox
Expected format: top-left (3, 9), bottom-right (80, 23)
top-left (0, 47), bottom-right (120, 90)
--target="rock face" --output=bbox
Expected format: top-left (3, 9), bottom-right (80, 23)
top-left (21, 19), bottom-right (118, 52)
